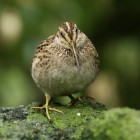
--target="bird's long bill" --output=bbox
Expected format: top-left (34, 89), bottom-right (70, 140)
top-left (71, 43), bottom-right (80, 69)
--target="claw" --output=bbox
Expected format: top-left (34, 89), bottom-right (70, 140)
top-left (32, 94), bottom-right (63, 121)
top-left (67, 95), bottom-right (82, 106)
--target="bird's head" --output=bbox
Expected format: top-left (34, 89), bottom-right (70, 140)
top-left (56, 22), bottom-right (81, 69)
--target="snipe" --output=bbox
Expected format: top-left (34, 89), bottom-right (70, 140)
top-left (31, 22), bottom-right (99, 121)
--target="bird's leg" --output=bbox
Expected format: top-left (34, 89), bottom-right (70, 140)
top-left (32, 94), bottom-right (63, 121)
top-left (67, 95), bottom-right (82, 106)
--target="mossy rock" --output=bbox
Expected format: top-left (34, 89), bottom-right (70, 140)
top-left (81, 108), bottom-right (140, 140)
top-left (0, 97), bottom-right (105, 140)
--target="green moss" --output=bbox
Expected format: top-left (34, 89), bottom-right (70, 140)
top-left (0, 97), bottom-right (105, 140)
top-left (81, 108), bottom-right (140, 140)
top-left (1, 99), bottom-right (139, 140)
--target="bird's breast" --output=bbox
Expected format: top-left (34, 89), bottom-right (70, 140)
top-left (32, 50), bottom-right (98, 96)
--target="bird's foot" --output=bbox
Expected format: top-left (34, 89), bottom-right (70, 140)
top-left (32, 104), bottom-right (63, 121)
top-left (67, 96), bottom-right (82, 107)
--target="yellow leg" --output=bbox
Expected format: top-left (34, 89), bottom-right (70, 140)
top-left (32, 94), bottom-right (63, 121)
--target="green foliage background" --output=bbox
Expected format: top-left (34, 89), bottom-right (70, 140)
top-left (0, 0), bottom-right (140, 108)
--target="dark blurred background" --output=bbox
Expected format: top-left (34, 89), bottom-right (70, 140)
top-left (0, 0), bottom-right (140, 108)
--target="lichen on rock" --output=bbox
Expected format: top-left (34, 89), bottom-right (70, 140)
top-left (1, 97), bottom-right (139, 140)
top-left (0, 97), bottom-right (105, 140)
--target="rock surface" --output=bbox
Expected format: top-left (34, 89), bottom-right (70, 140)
top-left (0, 97), bottom-right (105, 140)
top-left (0, 97), bottom-right (139, 140)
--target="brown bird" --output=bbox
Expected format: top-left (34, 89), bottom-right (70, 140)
top-left (31, 22), bottom-right (99, 121)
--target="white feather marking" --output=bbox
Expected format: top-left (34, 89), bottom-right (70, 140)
top-left (66, 22), bottom-right (70, 31)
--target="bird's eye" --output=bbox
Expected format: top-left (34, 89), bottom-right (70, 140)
top-left (75, 28), bottom-right (78, 33)
top-left (60, 32), bottom-right (64, 38)
top-left (60, 32), bottom-right (67, 41)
